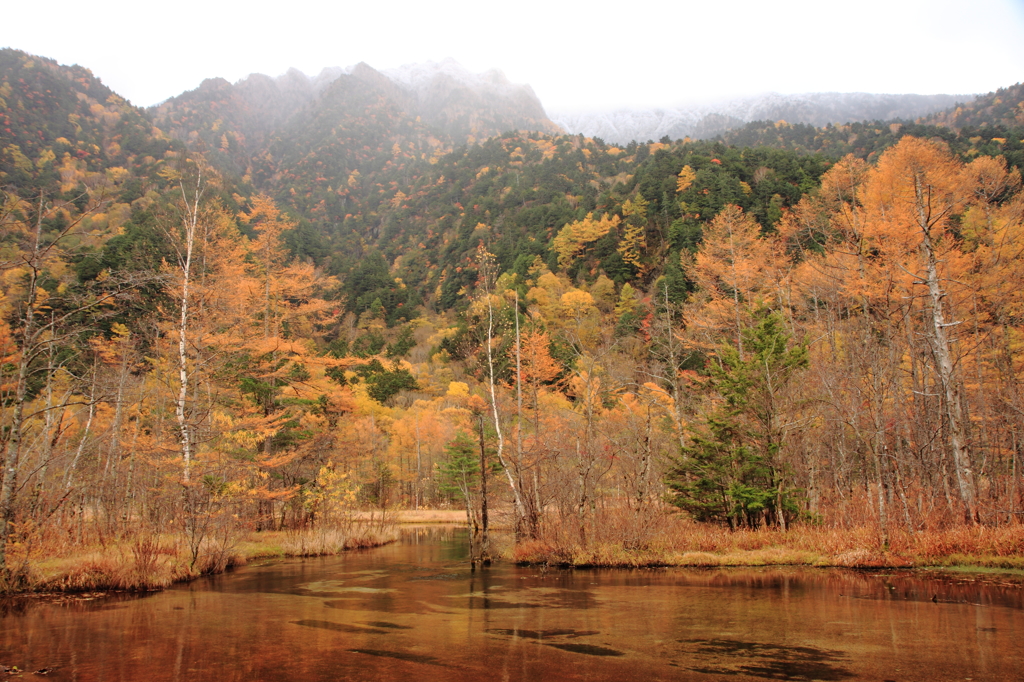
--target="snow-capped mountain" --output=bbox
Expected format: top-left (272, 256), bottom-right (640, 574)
top-left (551, 92), bottom-right (966, 144)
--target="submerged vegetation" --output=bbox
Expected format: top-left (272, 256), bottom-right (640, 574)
top-left (2, 49), bottom-right (1024, 590)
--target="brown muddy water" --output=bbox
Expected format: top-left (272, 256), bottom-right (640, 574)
top-left (2, 527), bottom-right (1023, 681)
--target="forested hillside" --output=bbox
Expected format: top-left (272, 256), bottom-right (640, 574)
top-left (2, 48), bottom-right (1024, 589)
top-left (718, 82), bottom-right (1024, 171)
top-left (0, 50), bottom-right (177, 198)
top-left (923, 81), bottom-right (1024, 130)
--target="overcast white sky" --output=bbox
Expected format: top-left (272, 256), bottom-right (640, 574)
top-left (5, 0), bottom-right (1024, 112)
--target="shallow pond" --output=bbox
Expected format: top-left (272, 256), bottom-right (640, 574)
top-left (2, 527), bottom-right (1023, 681)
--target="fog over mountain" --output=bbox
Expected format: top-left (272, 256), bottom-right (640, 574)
top-left (551, 92), bottom-right (969, 144)
top-left (380, 58), bottom-right (559, 139)
top-left (153, 59), bottom-right (558, 148)
top-left (152, 59), bottom-right (976, 148)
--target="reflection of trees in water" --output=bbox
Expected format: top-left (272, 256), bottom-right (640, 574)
top-left (3, 536), bottom-right (1022, 680)
top-left (398, 524), bottom-right (462, 544)
top-left (685, 638), bottom-right (854, 681)
top-left (669, 567), bottom-right (1024, 610)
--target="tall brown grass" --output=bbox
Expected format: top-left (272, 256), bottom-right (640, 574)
top-left (22, 517), bottom-right (400, 593)
top-left (508, 508), bottom-right (1024, 569)
top-left (385, 509), bottom-right (466, 524)
top-left (279, 519), bottom-right (399, 557)
top-left (37, 535), bottom-right (246, 592)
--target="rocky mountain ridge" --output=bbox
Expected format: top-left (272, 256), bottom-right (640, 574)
top-left (552, 91), bottom-right (968, 144)
top-left (150, 58), bottom-right (991, 152)
top-left (150, 59), bottom-right (558, 157)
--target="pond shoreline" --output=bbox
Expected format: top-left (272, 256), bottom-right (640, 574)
top-left (504, 520), bottom-right (1024, 574)
top-left (13, 516), bottom-right (1024, 596)
top-left (508, 555), bottom-right (1024, 587)
top-left (13, 526), bottom-right (400, 596)
top-left (6, 526), bottom-right (1022, 681)
top-left (7, 511), bottom-right (474, 596)
top-left (508, 547), bottom-right (1024, 572)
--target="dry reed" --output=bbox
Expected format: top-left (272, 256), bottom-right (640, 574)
top-left (278, 522), bottom-right (399, 557)
top-left (21, 518), bottom-right (399, 593)
top-left (507, 509), bottom-right (1024, 569)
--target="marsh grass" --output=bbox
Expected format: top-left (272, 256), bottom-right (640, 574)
top-left (278, 518), bottom-right (400, 557)
top-left (21, 517), bottom-right (399, 593)
top-left (20, 507), bottom-right (1024, 591)
top-left (385, 509), bottom-right (466, 524)
top-left (35, 534), bottom-right (246, 592)
top-left (508, 510), bottom-right (1024, 569)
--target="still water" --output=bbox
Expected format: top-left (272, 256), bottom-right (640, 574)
top-left (2, 527), bottom-right (1023, 681)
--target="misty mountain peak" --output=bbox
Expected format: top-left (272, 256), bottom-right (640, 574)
top-left (384, 59), bottom-right (515, 95)
top-left (196, 77), bottom-right (233, 93)
top-left (276, 67), bottom-right (312, 89)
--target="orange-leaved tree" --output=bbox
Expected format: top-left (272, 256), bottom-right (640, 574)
top-left (688, 204), bottom-right (788, 355)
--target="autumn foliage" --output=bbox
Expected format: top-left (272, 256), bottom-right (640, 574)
top-left (4, 42), bottom-right (1024, 585)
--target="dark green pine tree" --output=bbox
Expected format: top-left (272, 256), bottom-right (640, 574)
top-left (667, 309), bottom-right (808, 529)
top-left (438, 433), bottom-right (480, 516)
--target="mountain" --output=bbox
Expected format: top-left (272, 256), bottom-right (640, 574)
top-left (921, 81), bottom-right (1024, 130)
top-left (0, 48), bottom-right (174, 194)
top-left (150, 67), bottom-right (345, 177)
top-left (383, 58), bottom-right (560, 141)
top-left (7, 49), bottom-right (1024, 587)
top-left (6, 48), bottom-right (1023, 300)
top-left (716, 90), bottom-right (1024, 171)
top-left (551, 92), bottom-right (965, 144)
top-left (245, 63), bottom-right (445, 241)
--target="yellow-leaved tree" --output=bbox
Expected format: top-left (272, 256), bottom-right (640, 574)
top-left (617, 196), bottom-right (648, 270)
top-left (552, 213), bottom-right (620, 268)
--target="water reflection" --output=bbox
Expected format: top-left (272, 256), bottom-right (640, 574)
top-left (684, 639), bottom-right (853, 680)
top-left (1, 528), bottom-right (1022, 681)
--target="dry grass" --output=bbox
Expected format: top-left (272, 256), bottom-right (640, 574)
top-left (506, 512), bottom-right (1024, 569)
top-left (20, 510), bottom-right (1024, 592)
top-left (350, 509), bottom-right (466, 524)
top-left (20, 520), bottom-right (400, 594)
top-left (510, 535), bottom-right (831, 569)
top-left (34, 535), bottom-right (246, 592)
top-left (892, 525), bottom-right (1024, 570)
top-left (277, 524), bottom-right (400, 557)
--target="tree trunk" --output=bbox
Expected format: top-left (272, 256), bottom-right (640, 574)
top-left (915, 175), bottom-right (977, 522)
top-left (480, 251), bottom-right (528, 535)
top-left (0, 198), bottom-right (45, 580)
top-left (477, 414), bottom-right (490, 564)
top-left (176, 172), bottom-right (202, 485)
